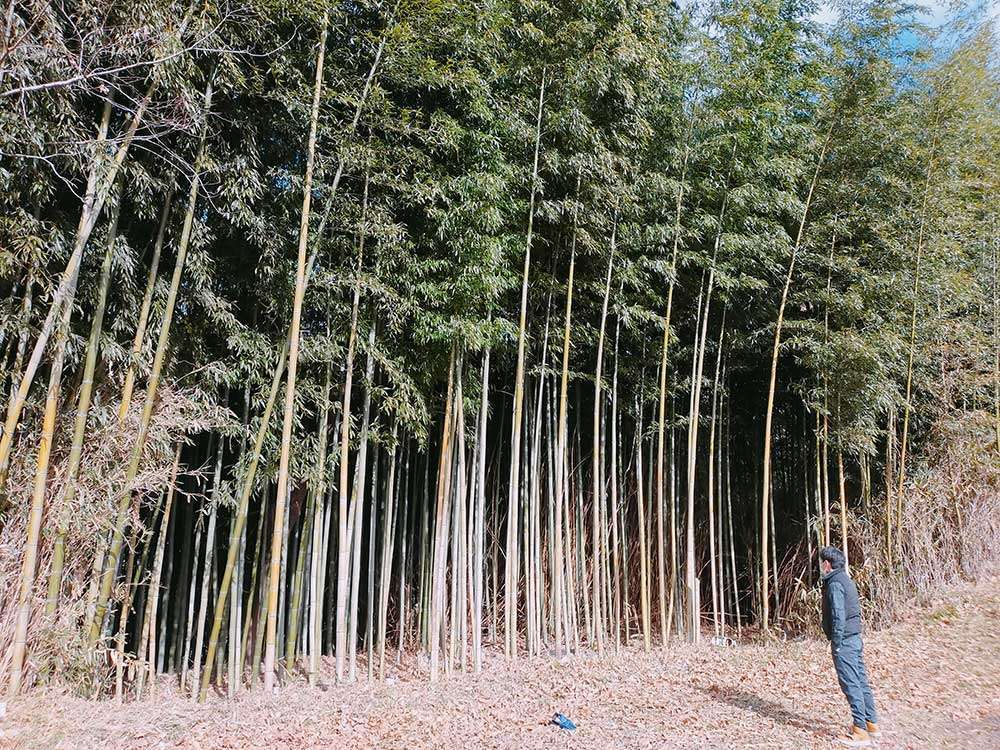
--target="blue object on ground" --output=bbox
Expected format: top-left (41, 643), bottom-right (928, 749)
top-left (551, 713), bottom-right (577, 731)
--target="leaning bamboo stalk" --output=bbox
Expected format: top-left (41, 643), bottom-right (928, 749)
top-left (90, 76), bottom-right (214, 646)
top-left (0, 80), bottom-right (157, 491)
top-left (119, 185), bottom-right (175, 421)
top-left (760, 123), bottom-right (832, 631)
top-left (45, 182), bottom-right (122, 614)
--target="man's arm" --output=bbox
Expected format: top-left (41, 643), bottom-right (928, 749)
top-left (830, 580), bottom-right (846, 651)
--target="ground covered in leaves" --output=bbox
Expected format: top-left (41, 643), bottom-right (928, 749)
top-left (3, 578), bottom-right (998, 750)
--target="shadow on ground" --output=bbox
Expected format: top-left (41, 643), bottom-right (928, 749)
top-left (698, 685), bottom-right (819, 734)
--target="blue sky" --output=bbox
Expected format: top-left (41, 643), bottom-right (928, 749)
top-left (811, 1), bottom-right (952, 26)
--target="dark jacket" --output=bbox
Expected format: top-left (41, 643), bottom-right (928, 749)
top-left (821, 567), bottom-right (861, 645)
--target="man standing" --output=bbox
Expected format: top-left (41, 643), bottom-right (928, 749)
top-left (820, 546), bottom-right (880, 747)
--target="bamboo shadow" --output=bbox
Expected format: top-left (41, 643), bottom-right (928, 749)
top-left (697, 686), bottom-right (814, 732)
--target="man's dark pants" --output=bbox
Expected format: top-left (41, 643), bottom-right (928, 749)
top-left (832, 633), bottom-right (878, 729)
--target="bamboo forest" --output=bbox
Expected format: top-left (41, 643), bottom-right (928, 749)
top-left (1, 0), bottom-right (998, 735)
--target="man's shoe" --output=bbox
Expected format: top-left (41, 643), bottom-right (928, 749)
top-left (834, 725), bottom-right (872, 747)
top-left (865, 721), bottom-right (881, 738)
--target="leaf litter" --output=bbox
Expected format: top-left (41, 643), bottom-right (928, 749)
top-left (1, 577), bottom-right (997, 750)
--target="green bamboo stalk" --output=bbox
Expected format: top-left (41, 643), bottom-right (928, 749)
top-left (45, 181), bottom-right (122, 615)
top-left (119, 185), bottom-right (174, 422)
top-left (262, 13), bottom-right (328, 693)
top-left (90, 76), bottom-right (214, 646)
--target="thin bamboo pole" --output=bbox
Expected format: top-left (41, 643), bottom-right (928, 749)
top-left (505, 69), bottom-right (546, 660)
top-left (6, 267), bottom-right (79, 695)
top-left (430, 351), bottom-right (456, 681)
top-left (657, 140), bottom-right (690, 645)
top-left (119, 185), bottom-right (174, 421)
top-left (262, 14), bottom-right (328, 693)
top-left (137, 446), bottom-right (181, 699)
top-left (590, 226), bottom-right (616, 655)
top-left (91, 76), bottom-right (215, 645)
top-left (760, 124), bottom-right (832, 631)
top-left (45, 183), bottom-right (121, 614)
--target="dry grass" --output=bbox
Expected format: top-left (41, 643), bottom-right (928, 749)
top-left (2, 576), bottom-right (997, 749)
top-left (0, 385), bottom-right (229, 690)
top-left (775, 410), bottom-right (1000, 634)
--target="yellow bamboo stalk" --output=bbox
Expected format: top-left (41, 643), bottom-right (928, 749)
top-left (6, 273), bottom-right (77, 695)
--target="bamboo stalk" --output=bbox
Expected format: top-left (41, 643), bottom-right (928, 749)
top-left (6, 266), bottom-right (79, 695)
top-left (119, 185), bottom-right (175, 422)
top-left (0, 78), bottom-right (158, 491)
top-left (657, 139), bottom-right (690, 646)
top-left (760, 124), bottom-right (832, 631)
top-left (262, 14), bottom-right (328, 693)
top-left (137, 446), bottom-right (181, 699)
top-left (591, 227), bottom-right (616, 655)
top-left (45, 183), bottom-right (121, 615)
top-left (90, 76), bottom-right (215, 646)
top-left (430, 350), bottom-right (456, 681)
top-left (505, 69), bottom-right (546, 660)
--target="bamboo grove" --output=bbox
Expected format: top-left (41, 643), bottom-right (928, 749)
top-left (1, 0), bottom-right (998, 699)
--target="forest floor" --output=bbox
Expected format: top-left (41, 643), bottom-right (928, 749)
top-left (2, 578), bottom-right (998, 750)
